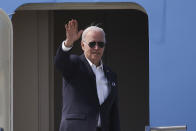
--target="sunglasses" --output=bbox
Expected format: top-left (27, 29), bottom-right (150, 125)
top-left (88, 41), bottom-right (105, 48)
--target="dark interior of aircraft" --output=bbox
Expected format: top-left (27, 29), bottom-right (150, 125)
top-left (12, 9), bottom-right (149, 131)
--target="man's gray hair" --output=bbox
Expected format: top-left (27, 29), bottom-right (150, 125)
top-left (82, 26), bottom-right (106, 43)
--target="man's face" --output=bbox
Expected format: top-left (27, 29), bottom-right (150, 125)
top-left (81, 30), bottom-right (105, 66)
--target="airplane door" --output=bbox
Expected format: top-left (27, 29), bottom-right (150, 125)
top-left (0, 9), bottom-right (13, 131)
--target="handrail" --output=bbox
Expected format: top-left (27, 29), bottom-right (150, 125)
top-left (150, 125), bottom-right (187, 131)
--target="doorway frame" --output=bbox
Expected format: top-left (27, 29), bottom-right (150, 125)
top-left (14, 3), bottom-right (148, 131)
top-left (17, 2), bottom-right (147, 13)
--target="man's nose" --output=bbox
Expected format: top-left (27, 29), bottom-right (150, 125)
top-left (94, 44), bottom-right (99, 50)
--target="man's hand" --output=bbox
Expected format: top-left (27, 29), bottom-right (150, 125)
top-left (64, 19), bottom-right (83, 47)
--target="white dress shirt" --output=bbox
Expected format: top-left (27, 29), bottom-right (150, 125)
top-left (86, 58), bottom-right (109, 127)
top-left (62, 41), bottom-right (110, 127)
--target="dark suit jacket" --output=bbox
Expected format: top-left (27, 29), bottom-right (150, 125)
top-left (55, 46), bottom-right (120, 131)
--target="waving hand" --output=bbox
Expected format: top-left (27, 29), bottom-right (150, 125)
top-left (64, 19), bottom-right (83, 47)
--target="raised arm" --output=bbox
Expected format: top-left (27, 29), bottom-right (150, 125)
top-left (54, 19), bottom-right (83, 77)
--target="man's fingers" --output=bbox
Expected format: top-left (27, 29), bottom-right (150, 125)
top-left (65, 24), bottom-right (69, 30)
top-left (71, 19), bottom-right (77, 31)
top-left (68, 19), bottom-right (75, 31)
top-left (74, 19), bottom-right (78, 29)
top-left (65, 19), bottom-right (82, 42)
top-left (77, 30), bottom-right (83, 39)
top-left (70, 19), bottom-right (73, 28)
top-left (66, 22), bottom-right (70, 31)
top-left (72, 19), bottom-right (75, 27)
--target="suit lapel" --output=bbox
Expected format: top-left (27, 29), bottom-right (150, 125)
top-left (103, 65), bottom-right (112, 92)
top-left (80, 54), bottom-right (96, 81)
top-left (101, 65), bottom-right (116, 107)
top-left (79, 54), bottom-right (100, 105)
top-left (79, 54), bottom-right (116, 107)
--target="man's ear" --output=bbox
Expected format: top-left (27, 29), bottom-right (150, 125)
top-left (81, 42), bottom-right (85, 51)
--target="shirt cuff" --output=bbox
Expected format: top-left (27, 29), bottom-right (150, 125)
top-left (62, 40), bottom-right (72, 51)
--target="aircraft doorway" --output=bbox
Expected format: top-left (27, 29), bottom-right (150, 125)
top-left (53, 9), bottom-right (149, 131)
top-left (12, 3), bottom-right (149, 131)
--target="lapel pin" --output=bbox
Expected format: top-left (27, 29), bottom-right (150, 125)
top-left (112, 82), bottom-right (116, 87)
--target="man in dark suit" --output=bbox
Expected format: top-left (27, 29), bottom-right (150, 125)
top-left (55, 19), bottom-right (120, 131)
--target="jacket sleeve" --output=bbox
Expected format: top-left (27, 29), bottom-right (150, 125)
top-left (54, 45), bottom-right (78, 78)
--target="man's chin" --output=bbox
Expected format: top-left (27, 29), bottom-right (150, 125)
top-left (91, 56), bottom-right (101, 62)
top-left (92, 54), bottom-right (100, 58)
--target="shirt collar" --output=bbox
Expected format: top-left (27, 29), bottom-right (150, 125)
top-left (86, 57), bottom-right (103, 70)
